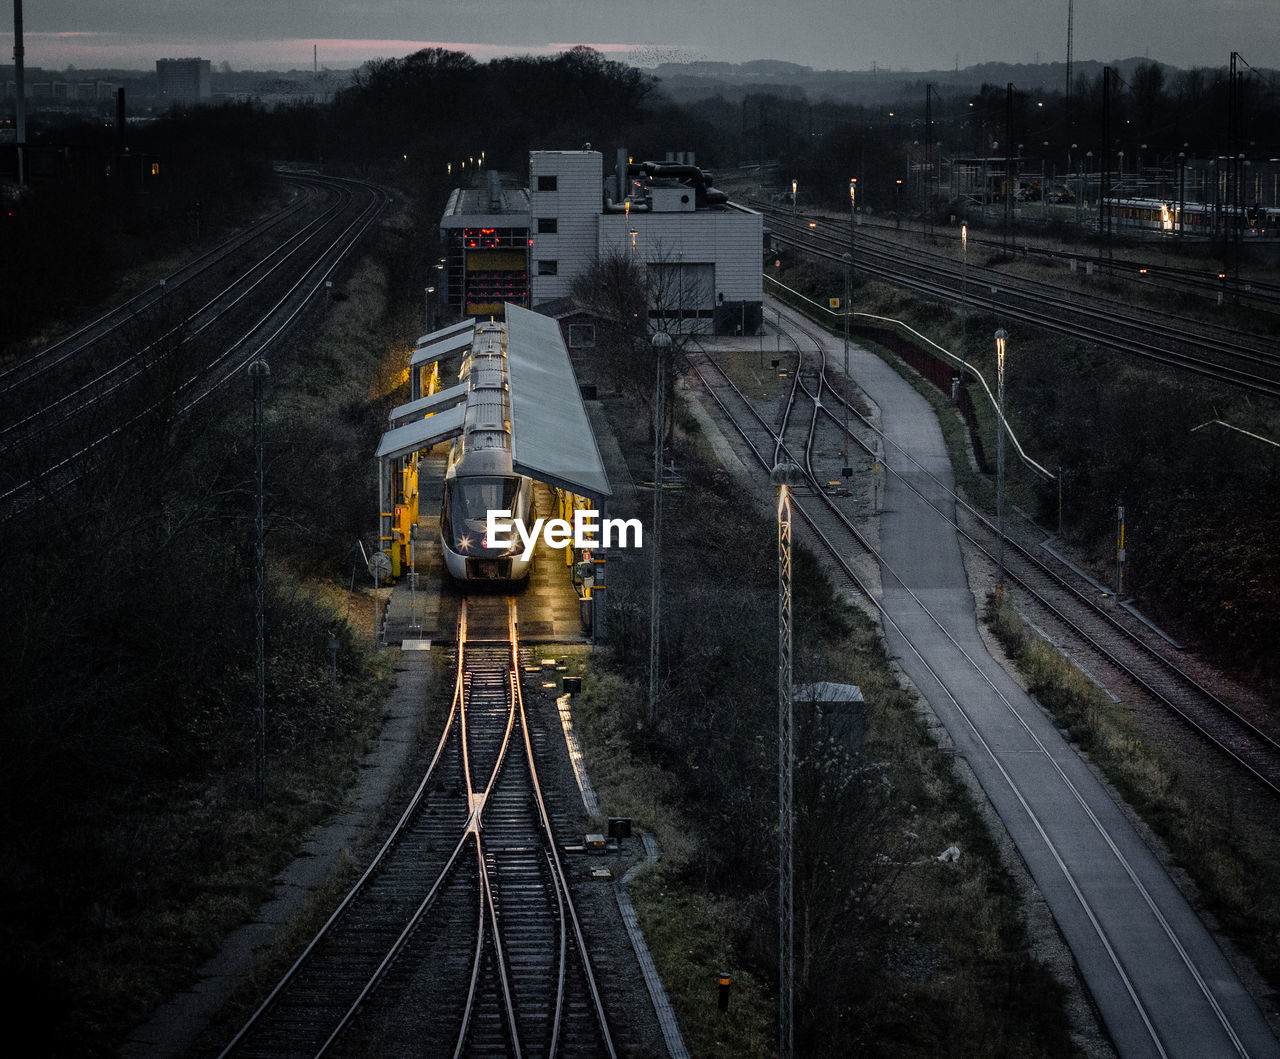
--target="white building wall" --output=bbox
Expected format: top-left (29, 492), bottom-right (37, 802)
top-left (525, 149), bottom-right (762, 333)
top-left (598, 207), bottom-right (763, 303)
top-left (529, 151), bottom-right (604, 303)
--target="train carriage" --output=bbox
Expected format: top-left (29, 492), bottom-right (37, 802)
top-left (440, 321), bottom-right (536, 581)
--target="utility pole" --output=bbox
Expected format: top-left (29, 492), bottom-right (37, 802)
top-left (648, 332), bottom-right (672, 727)
top-left (995, 330), bottom-right (1007, 595)
top-left (925, 84), bottom-right (935, 238)
top-left (1227, 52), bottom-right (1243, 291)
top-left (1004, 83), bottom-right (1015, 252)
top-left (13, 0), bottom-right (26, 186)
top-left (771, 461), bottom-right (802, 1059)
top-left (1100, 67), bottom-right (1112, 239)
top-left (1065, 0), bottom-right (1074, 135)
top-left (1115, 502), bottom-right (1126, 597)
top-left (250, 358), bottom-right (271, 808)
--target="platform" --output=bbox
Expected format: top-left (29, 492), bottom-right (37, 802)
top-left (381, 478), bottom-right (591, 646)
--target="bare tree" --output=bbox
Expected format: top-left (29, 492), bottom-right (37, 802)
top-left (571, 242), bottom-right (711, 443)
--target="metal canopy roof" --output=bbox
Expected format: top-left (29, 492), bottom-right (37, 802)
top-left (375, 403), bottom-right (465, 461)
top-left (410, 323), bottom-right (476, 368)
top-left (794, 682), bottom-right (865, 704)
top-left (415, 318), bottom-right (474, 348)
top-left (388, 382), bottom-right (468, 429)
top-left (504, 303), bottom-right (611, 501)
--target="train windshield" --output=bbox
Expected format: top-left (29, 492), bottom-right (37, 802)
top-left (450, 476), bottom-right (521, 524)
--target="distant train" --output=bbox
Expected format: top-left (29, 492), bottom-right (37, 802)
top-left (440, 321), bottom-right (536, 581)
top-left (1101, 197), bottom-right (1258, 235)
top-left (1251, 206), bottom-right (1280, 236)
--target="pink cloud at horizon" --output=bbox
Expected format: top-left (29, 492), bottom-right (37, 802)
top-left (0, 33), bottom-right (667, 72)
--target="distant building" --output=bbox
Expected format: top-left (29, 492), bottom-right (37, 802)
top-left (439, 171), bottom-right (533, 317)
top-left (156, 58), bottom-right (211, 104)
top-left (0, 65), bottom-right (44, 100)
top-left (438, 148), bottom-right (763, 336)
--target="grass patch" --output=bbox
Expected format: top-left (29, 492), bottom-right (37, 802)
top-left (984, 593), bottom-right (1280, 992)
top-left (1, 195), bottom-right (429, 1055)
top-left (569, 391), bottom-right (1080, 1057)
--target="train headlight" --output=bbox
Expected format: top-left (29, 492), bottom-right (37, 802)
top-left (458, 535), bottom-right (472, 552)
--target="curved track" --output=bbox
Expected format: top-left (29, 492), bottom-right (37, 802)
top-left (0, 172), bottom-right (387, 510)
top-left (758, 204), bottom-right (1280, 399)
top-left (683, 309), bottom-right (1280, 1058)
top-left (749, 307), bottom-right (1280, 796)
top-left (220, 597), bottom-right (615, 1059)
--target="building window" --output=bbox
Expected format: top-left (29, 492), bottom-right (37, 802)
top-left (537, 175), bottom-right (558, 191)
top-left (537, 217), bottom-right (558, 234)
top-left (568, 323), bottom-right (596, 348)
top-left (537, 260), bottom-right (558, 276)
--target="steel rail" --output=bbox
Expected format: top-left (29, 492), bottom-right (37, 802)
top-left (688, 340), bottom-right (1256, 1057)
top-left (0, 178), bottom-right (353, 445)
top-left (771, 302), bottom-right (1280, 795)
top-left (511, 609), bottom-right (618, 1059)
top-left (217, 596), bottom-right (471, 1059)
top-left (768, 221), bottom-right (1280, 398)
top-left (1, 179), bottom-right (387, 509)
top-left (0, 175), bottom-right (321, 393)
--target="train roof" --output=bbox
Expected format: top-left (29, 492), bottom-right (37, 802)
top-left (377, 308), bottom-right (611, 503)
top-left (505, 304), bottom-right (611, 502)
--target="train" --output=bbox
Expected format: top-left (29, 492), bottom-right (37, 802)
top-left (1101, 197), bottom-right (1260, 235)
top-left (439, 320), bottom-right (536, 581)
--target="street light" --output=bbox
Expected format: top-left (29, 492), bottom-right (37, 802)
top-left (1178, 152), bottom-right (1187, 237)
top-left (895, 178), bottom-right (903, 226)
top-left (791, 179), bottom-right (798, 218)
top-left (995, 329), bottom-right (1008, 595)
top-left (842, 251), bottom-right (852, 474)
top-left (649, 331), bottom-right (673, 727)
top-left (771, 458), bottom-right (805, 1059)
top-left (849, 177), bottom-right (857, 266)
top-left (961, 222), bottom-right (969, 350)
top-left (328, 633), bottom-right (339, 741)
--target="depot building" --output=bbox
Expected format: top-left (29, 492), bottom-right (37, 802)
top-left (438, 148), bottom-right (764, 337)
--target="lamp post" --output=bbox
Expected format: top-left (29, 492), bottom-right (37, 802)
top-left (791, 179), bottom-right (798, 219)
top-left (1178, 151), bottom-right (1186, 237)
top-left (250, 357), bottom-right (271, 808)
top-left (842, 252), bottom-right (852, 475)
top-left (961, 222), bottom-right (969, 351)
top-left (328, 633), bottom-right (339, 741)
top-left (995, 329), bottom-right (1008, 595)
top-left (648, 331), bottom-right (673, 727)
top-left (771, 458), bottom-right (804, 1059)
top-left (895, 178), bottom-right (903, 227)
top-left (1117, 151), bottom-right (1125, 233)
top-left (848, 177), bottom-right (857, 274)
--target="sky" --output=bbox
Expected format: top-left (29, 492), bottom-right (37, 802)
top-left (2, 0), bottom-right (1274, 73)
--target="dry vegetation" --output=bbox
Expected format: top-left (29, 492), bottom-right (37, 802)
top-left (0, 202), bottom-right (426, 1054)
top-left (570, 389), bottom-right (1079, 1056)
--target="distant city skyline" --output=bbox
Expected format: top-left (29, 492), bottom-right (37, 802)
top-left (2, 1), bottom-right (1275, 74)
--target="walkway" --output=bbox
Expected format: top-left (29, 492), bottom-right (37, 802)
top-left (772, 298), bottom-right (1279, 1059)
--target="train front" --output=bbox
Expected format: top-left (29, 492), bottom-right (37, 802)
top-left (441, 470), bottom-right (534, 581)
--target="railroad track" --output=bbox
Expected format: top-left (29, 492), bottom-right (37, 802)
top-left (220, 596), bottom-right (615, 1058)
top-left (0, 173), bottom-right (387, 510)
top-left (698, 304), bottom-right (1280, 796)
top-left (798, 205), bottom-right (1280, 312)
top-left (0, 173), bottom-right (319, 396)
top-left (682, 311), bottom-right (1280, 1056)
top-left (757, 205), bottom-right (1280, 399)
